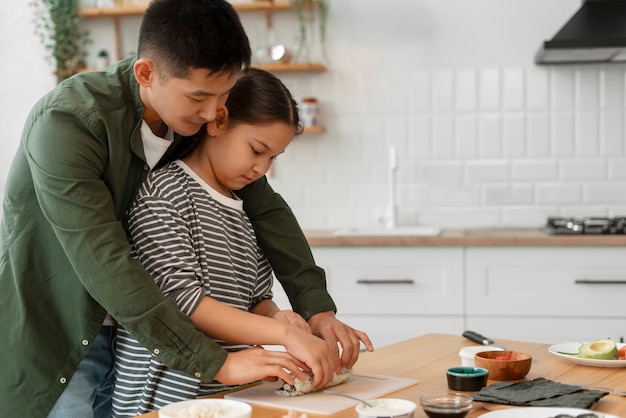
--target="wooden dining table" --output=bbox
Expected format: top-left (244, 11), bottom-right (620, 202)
top-left (138, 333), bottom-right (626, 418)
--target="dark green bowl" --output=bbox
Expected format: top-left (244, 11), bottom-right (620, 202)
top-left (446, 366), bottom-right (489, 391)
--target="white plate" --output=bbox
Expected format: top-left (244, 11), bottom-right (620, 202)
top-left (481, 406), bottom-right (619, 418)
top-left (159, 399), bottom-right (252, 418)
top-left (548, 342), bottom-right (626, 368)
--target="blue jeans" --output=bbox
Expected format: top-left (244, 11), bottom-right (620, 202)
top-left (47, 325), bottom-right (116, 418)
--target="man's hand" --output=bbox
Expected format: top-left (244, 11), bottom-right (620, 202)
top-left (272, 310), bottom-right (311, 333)
top-left (214, 346), bottom-right (308, 385)
top-left (308, 311), bottom-right (374, 371)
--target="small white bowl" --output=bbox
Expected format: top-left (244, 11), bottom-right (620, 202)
top-left (459, 345), bottom-right (504, 367)
top-left (159, 399), bottom-right (252, 418)
top-left (356, 398), bottom-right (417, 418)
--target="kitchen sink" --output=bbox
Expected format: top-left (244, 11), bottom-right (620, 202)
top-left (333, 226), bottom-right (441, 237)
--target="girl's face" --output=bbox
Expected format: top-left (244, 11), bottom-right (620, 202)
top-left (193, 120), bottom-right (295, 194)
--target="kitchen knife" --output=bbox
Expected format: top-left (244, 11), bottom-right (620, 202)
top-left (463, 330), bottom-right (497, 346)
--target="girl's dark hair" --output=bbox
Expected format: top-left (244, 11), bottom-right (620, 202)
top-left (226, 68), bottom-right (303, 135)
top-left (138, 0), bottom-right (251, 79)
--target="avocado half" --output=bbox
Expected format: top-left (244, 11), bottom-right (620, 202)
top-left (578, 338), bottom-right (618, 360)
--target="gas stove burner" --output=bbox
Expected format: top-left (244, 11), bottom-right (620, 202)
top-left (545, 216), bottom-right (626, 234)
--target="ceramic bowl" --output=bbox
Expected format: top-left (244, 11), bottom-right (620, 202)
top-left (355, 398), bottom-right (417, 418)
top-left (158, 399), bottom-right (252, 418)
top-left (419, 392), bottom-right (473, 418)
top-left (474, 350), bottom-right (532, 381)
top-left (446, 366), bottom-right (489, 391)
top-left (458, 345), bottom-right (504, 367)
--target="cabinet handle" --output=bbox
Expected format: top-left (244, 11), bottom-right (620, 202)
top-left (356, 279), bottom-right (415, 285)
top-left (574, 279), bottom-right (626, 285)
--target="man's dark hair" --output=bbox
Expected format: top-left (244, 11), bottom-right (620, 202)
top-left (138, 0), bottom-right (251, 79)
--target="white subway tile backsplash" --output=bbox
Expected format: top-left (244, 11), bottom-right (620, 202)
top-left (383, 71), bottom-right (409, 114)
top-left (608, 159), bottom-right (626, 179)
top-left (536, 184), bottom-right (581, 204)
top-left (465, 160), bottom-right (509, 184)
top-left (600, 111), bottom-right (624, 156)
top-left (420, 207), bottom-right (501, 228)
top-left (527, 113), bottom-right (551, 157)
top-left (478, 68), bottom-right (501, 111)
top-left (585, 183), bottom-right (626, 203)
top-left (280, 64), bottom-right (626, 230)
top-left (550, 67), bottom-right (575, 110)
top-left (551, 112), bottom-right (575, 156)
top-left (408, 115), bottom-right (431, 158)
top-left (575, 111), bottom-right (599, 156)
top-left (304, 186), bottom-right (351, 207)
top-left (408, 70), bottom-right (431, 113)
top-left (432, 115), bottom-right (455, 158)
top-left (482, 184), bottom-right (533, 206)
top-left (432, 70), bottom-right (454, 112)
top-left (417, 161), bottom-right (463, 187)
top-left (501, 207), bottom-right (547, 228)
top-left (455, 115), bottom-right (478, 158)
top-left (478, 115), bottom-right (501, 158)
top-left (526, 67), bottom-right (549, 110)
top-left (575, 66), bottom-right (599, 110)
top-left (502, 68), bottom-right (525, 111)
top-left (503, 114), bottom-right (525, 157)
top-left (455, 69), bottom-right (477, 112)
top-left (384, 114), bottom-right (409, 154)
top-left (511, 160), bottom-right (558, 181)
top-left (600, 65), bottom-right (625, 109)
top-left (560, 159), bottom-right (606, 180)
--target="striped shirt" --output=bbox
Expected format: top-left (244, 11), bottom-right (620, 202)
top-left (112, 160), bottom-right (274, 417)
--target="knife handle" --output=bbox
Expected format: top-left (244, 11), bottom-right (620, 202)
top-left (462, 330), bottom-right (495, 346)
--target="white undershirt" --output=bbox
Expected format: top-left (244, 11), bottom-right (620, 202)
top-left (140, 120), bottom-right (174, 170)
top-left (103, 120), bottom-right (174, 327)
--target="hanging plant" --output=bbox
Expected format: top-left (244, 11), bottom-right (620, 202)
top-left (31, 0), bottom-right (92, 82)
top-left (289, 0), bottom-right (330, 64)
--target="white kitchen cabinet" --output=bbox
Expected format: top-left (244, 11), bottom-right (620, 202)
top-left (465, 247), bottom-right (626, 344)
top-left (309, 247), bottom-right (465, 348)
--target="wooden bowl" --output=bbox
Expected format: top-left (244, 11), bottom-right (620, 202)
top-left (474, 350), bottom-right (532, 381)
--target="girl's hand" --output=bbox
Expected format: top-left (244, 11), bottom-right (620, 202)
top-left (214, 346), bottom-right (308, 385)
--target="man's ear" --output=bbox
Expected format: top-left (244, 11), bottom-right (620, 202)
top-left (134, 58), bottom-right (155, 87)
top-left (207, 106), bottom-right (229, 136)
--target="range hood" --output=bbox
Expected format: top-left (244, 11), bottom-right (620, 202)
top-left (536, 0), bottom-right (626, 64)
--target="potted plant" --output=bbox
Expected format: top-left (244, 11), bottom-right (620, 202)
top-left (289, 0), bottom-right (330, 63)
top-left (31, 0), bottom-right (91, 82)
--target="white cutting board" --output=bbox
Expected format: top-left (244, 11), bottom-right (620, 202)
top-left (225, 372), bottom-right (419, 415)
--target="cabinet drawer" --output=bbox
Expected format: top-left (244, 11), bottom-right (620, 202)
top-left (466, 247), bottom-right (626, 317)
top-left (313, 247), bottom-right (464, 315)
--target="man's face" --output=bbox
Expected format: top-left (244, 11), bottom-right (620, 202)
top-left (141, 63), bottom-right (238, 137)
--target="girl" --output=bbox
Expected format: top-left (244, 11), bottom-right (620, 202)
top-left (112, 68), bottom-right (327, 416)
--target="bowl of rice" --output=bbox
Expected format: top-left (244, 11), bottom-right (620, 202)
top-left (159, 399), bottom-right (252, 418)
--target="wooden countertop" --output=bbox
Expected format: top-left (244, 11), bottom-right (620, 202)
top-left (304, 228), bottom-right (626, 247)
top-left (138, 333), bottom-right (626, 417)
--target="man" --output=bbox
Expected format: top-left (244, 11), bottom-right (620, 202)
top-left (0, 0), bottom-right (372, 416)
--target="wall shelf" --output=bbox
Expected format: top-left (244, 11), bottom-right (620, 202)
top-left (78, 2), bottom-right (326, 72)
top-left (256, 63), bottom-right (326, 72)
top-left (78, 2), bottom-right (293, 17)
top-left (302, 126), bottom-right (324, 134)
